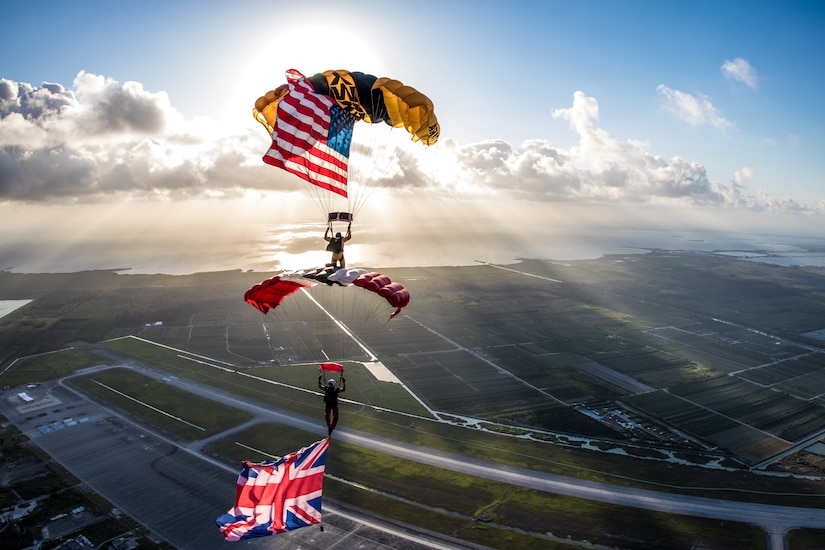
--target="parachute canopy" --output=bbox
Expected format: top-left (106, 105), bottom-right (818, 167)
top-left (244, 266), bottom-right (410, 320)
top-left (253, 69), bottom-right (440, 199)
top-left (243, 277), bottom-right (310, 315)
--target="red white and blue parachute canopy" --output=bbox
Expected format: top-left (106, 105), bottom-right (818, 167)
top-left (244, 267), bottom-right (410, 320)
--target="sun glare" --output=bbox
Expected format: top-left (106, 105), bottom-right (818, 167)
top-left (224, 22), bottom-right (388, 135)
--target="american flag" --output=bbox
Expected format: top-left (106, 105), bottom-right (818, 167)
top-left (216, 438), bottom-right (329, 541)
top-left (263, 69), bottom-right (355, 198)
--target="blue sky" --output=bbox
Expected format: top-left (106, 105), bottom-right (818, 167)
top-left (1, 0), bottom-right (824, 273)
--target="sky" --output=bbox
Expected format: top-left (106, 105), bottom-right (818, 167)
top-left (1, 0), bottom-right (825, 274)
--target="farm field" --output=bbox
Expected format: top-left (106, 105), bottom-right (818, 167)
top-left (1, 366), bottom-right (778, 550)
top-left (2, 251), bottom-right (825, 468)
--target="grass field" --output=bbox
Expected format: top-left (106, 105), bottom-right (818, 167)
top-left (35, 337), bottom-right (820, 510)
top-left (5, 335), bottom-right (825, 548)
top-left (2, 254), bottom-right (825, 468)
top-left (70, 367), bottom-right (254, 440)
top-left (204, 423), bottom-right (766, 550)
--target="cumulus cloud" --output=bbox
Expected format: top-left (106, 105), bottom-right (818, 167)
top-left (0, 79), bottom-right (75, 120)
top-left (0, 74), bottom-right (816, 215)
top-left (734, 166), bottom-right (753, 187)
top-left (721, 57), bottom-right (758, 88)
top-left (428, 91), bottom-right (727, 207)
top-left (656, 84), bottom-right (732, 132)
top-left (0, 73), bottom-right (171, 147)
top-left (72, 71), bottom-right (168, 135)
top-left (422, 91), bottom-right (813, 213)
top-left (0, 73), bottom-right (287, 201)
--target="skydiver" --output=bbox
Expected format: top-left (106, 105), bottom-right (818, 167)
top-left (324, 224), bottom-right (352, 268)
top-left (318, 375), bottom-right (346, 436)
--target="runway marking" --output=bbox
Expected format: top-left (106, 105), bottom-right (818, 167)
top-left (234, 441), bottom-right (280, 460)
top-left (475, 260), bottom-right (563, 283)
top-left (90, 379), bottom-right (205, 431)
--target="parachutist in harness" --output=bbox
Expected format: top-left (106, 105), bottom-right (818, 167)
top-left (319, 376), bottom-right (346, 436)
top-left (324, 224), bottom-right (351, 268)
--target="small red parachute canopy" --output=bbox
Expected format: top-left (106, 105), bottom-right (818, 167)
top-left (319, 362), bottom-right (344, 374)
top-left (353, 272), bottom-right (410, 319)
top-left (244, 276), bottom-right (311, 314)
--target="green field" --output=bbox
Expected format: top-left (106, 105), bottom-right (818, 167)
top-left (3, 255), bottom-right (825, 467)
top-left (70, 368), bottom-right (254, 440)
top-left (9, 335), bottom-right (825, 509)
top-left (2, 255), bottom-right (825, 468)
top-left (3, 255), bottom-right (825, 548)
top-left (205, 423), bottom-right (764, 550)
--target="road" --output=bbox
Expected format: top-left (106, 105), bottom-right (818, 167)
top-left (88, 361), bottom-right (825, 550)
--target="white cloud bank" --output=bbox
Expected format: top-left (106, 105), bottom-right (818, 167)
top-left (0, 72), bottom-right (819, 216)
top-left (0, 73), bottom-right (282, 202)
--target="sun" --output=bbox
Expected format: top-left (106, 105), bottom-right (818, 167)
top-left (223, 21), bottom-right (389, 135)
top-left (262, 23), bottom-right (387, 77)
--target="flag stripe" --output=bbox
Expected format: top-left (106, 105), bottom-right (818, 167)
top-left (263, 150), bottom-right (348, 196)
top-left (262, 75), bottom-right (350, 198)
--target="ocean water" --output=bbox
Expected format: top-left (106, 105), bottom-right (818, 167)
top-left (0, 221), bottom-right (825, 274)
top-left (4, 198), bottom-right (825, 275)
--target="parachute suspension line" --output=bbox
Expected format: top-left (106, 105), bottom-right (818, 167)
top-left (302, 175), bottom-right (350, 232)
top-left (348, 88), bottom-right (431, 218)
top-left (258, 313), bottom-right (287, 367)
top-left (299, 287), bottom-right (379, 362)
top-left (350, 90), bottom-right (388, 216)
top-left (360, 99), bottom-right (396, 215)
top-left (304, 180), bottom-right (331, 220)
top-left (347, 98), bottom-right (393, 218)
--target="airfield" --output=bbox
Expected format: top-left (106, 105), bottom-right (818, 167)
top-left (2, 251), bottom-right (825, 548)
top-left (0, 376), bottom-right (486, 550)
top-left (1, 341), bottom-right (823, 550)
top-left (122, 253), bottom-right (825, 468)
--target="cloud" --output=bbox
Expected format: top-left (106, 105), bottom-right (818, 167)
top-left (0, 73), bottom-right (277, 201)
top-left (734, 166), bottom-right (753, 187)
top-left (428, 92), bottom-right (727, 207)
top-left (0, 79), bottom-right (75, 120)
top-left (0, 74), bottom-right (817, 216)
top-left (721, 58), bottom-right (758, 88)
top-left (72, 71), bottom-right (168, 136)
top-left (424, 91), bottom-right (813, 214)
top-left (656, 84), bottom-right (732, 132)
top-left (0, 72), bottom-right (171, 147)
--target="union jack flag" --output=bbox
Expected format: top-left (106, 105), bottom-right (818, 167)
top-left (263, 69), bottom-right (355, 198)
top-left (216, 438), bottom-right (329, 541)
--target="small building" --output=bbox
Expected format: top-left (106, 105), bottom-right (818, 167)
top-left (18, 392), bottom-right (34, 403)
